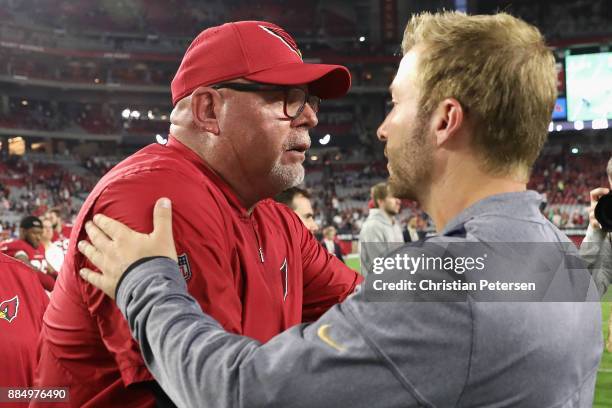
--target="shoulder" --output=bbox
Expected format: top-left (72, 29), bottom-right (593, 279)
top-left (461, 211), bottom-right (569, 243)
top-left (0, 238), bottom-right (16, 249)
top-left (93, 143), bottom-right (215, 196)
top-left (0, 253), bottom-right (40, 284)
top-left (0, 252), bottom-right (28, 267)
top-left (1, 239), bottom-right (27, 251)
top-left (93, 158), bottom-right (223, 215)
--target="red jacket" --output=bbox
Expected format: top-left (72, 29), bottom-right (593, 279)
top-left (0, 253), bottom-right (48, 407)
top-left (34, 136), bottom-right (362, 407)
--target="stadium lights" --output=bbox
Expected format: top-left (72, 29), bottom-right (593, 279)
top-left (311, 155), bottom-right (318, 161)
top-left (592, 118), bottom-right (609, 130)
top-left (122, 109), bottom-right (131, 119)
top-left (94, 78), bottom-right (100, 84)
top-left (359, 36), bottom-right (366, 42)
top-left (319, 134), bottom-right (331, 145)
top-left (148, 110), bottom-right (155, 120)
top-left (571, 147), bottom-right (579, 154)
top-left (161, 115), bottom-right (168, 121)
top-left (21, 100), bottom-right (28, 106)
top-left (130, 110), bottom-right (141, 119)
top-left (573, 120), bottom-right (584, 130)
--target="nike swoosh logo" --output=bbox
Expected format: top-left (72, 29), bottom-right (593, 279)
top-left (317, 324), bottom-right (346, 352)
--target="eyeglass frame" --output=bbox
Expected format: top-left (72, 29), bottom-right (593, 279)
top-left (210, 82), bottom-right (321, 120)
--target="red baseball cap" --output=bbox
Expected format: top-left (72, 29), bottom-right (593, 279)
top-left (171, 21), bottom-right (351, 105)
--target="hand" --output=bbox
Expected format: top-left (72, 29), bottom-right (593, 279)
top-left (588, 187), bottom-right (610, 230)
top-left (78, 197), bottom-right (178, 299)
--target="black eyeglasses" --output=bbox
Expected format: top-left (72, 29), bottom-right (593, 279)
top-left (211, 82), bottom-right (321, 120)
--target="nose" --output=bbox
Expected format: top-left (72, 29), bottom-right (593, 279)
top-left (376, 119), bottom-right (388, 142)
top-left (292, 102), bottom-right (318, 129)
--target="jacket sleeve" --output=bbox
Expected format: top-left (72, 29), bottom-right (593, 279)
top-left (116, 258), bottom-right (420, 408)
top-left (79, 169), bottom-right (242, 386)
top-left (291, 210), bottom-right (362, 322)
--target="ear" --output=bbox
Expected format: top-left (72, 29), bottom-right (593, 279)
top-left (431, 98), bottom-right (464, 147)
top-left (190, 86), bottom-right (222, 134)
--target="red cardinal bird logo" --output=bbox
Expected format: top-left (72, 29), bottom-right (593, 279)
top-left (0, 296), bottom-right (19, 323)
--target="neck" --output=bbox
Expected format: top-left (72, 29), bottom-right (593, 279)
top-left (171, 130), bottom-right (265, 212)
top-left (421, 163), bottom-right (526, 233)
top-left (378, 208), bottom-right (394, 222)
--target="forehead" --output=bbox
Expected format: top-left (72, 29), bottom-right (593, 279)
top-left (390, 49), bottom-right (420, 96)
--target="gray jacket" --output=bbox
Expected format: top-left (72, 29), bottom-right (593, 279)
top-left (359, 209), bottom-right (404, 275)
top-left (117, 191), bottom-right (603, 408)
top-left (579, 225), bottom-right (612, 297)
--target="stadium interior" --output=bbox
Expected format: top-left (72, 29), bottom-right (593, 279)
top-left (0, 0), bottom-right (611, 404)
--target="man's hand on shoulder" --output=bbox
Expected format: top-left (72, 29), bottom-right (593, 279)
top-left (78, 197), bottom-right (178, 299)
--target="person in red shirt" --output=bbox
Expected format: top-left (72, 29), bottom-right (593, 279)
top-left (1, 216), bottom-right (55, 291)
top-left (34, 20), bottom-right (362, 408)
top-left (47, 208), bottom-right (72, 253)
top-left (0, 253), bottom-right (49, 407)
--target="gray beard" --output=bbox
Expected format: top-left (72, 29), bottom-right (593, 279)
top-left (270, 162), bottom-right (305, 191)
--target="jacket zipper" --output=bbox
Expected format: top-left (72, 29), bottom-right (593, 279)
top-left (251, 219), bottom-right (264, 263)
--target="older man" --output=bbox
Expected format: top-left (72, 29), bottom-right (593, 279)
top-left (79, 12), bottom-right (602, 408)
top-left (34, 21), bottom-right (361, 407)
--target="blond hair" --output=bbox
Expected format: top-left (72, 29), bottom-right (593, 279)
top-left (402, 11), bottom-right (556, 177)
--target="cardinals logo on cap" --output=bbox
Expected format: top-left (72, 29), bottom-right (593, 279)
top-left (259, 25), bottom-right (303, 59)
top-left (0, 296), bottom-right (19, 323)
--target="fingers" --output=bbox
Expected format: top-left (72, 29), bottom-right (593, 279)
top-left (79, 268), bottom-right (115, 299)
top-left (589, 187), bottom-right (610, 205)
top-left (92, 213), bottom-right (134, 242)
top-left (152, 197), bottom-right (179, 262)
top-left (78, 240), bottom-right (104, 272)
top-left (84, 221), bottom-right (112, 253)
top-left (589, 210), bottom-right (601, 230)
top-left (152, 198), bottom-right (173, 239)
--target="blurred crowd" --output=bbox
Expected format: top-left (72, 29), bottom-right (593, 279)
top-left (0, 155), bottom-right (95, 241)
top-left (0, 148), bottom-right (607, 243)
